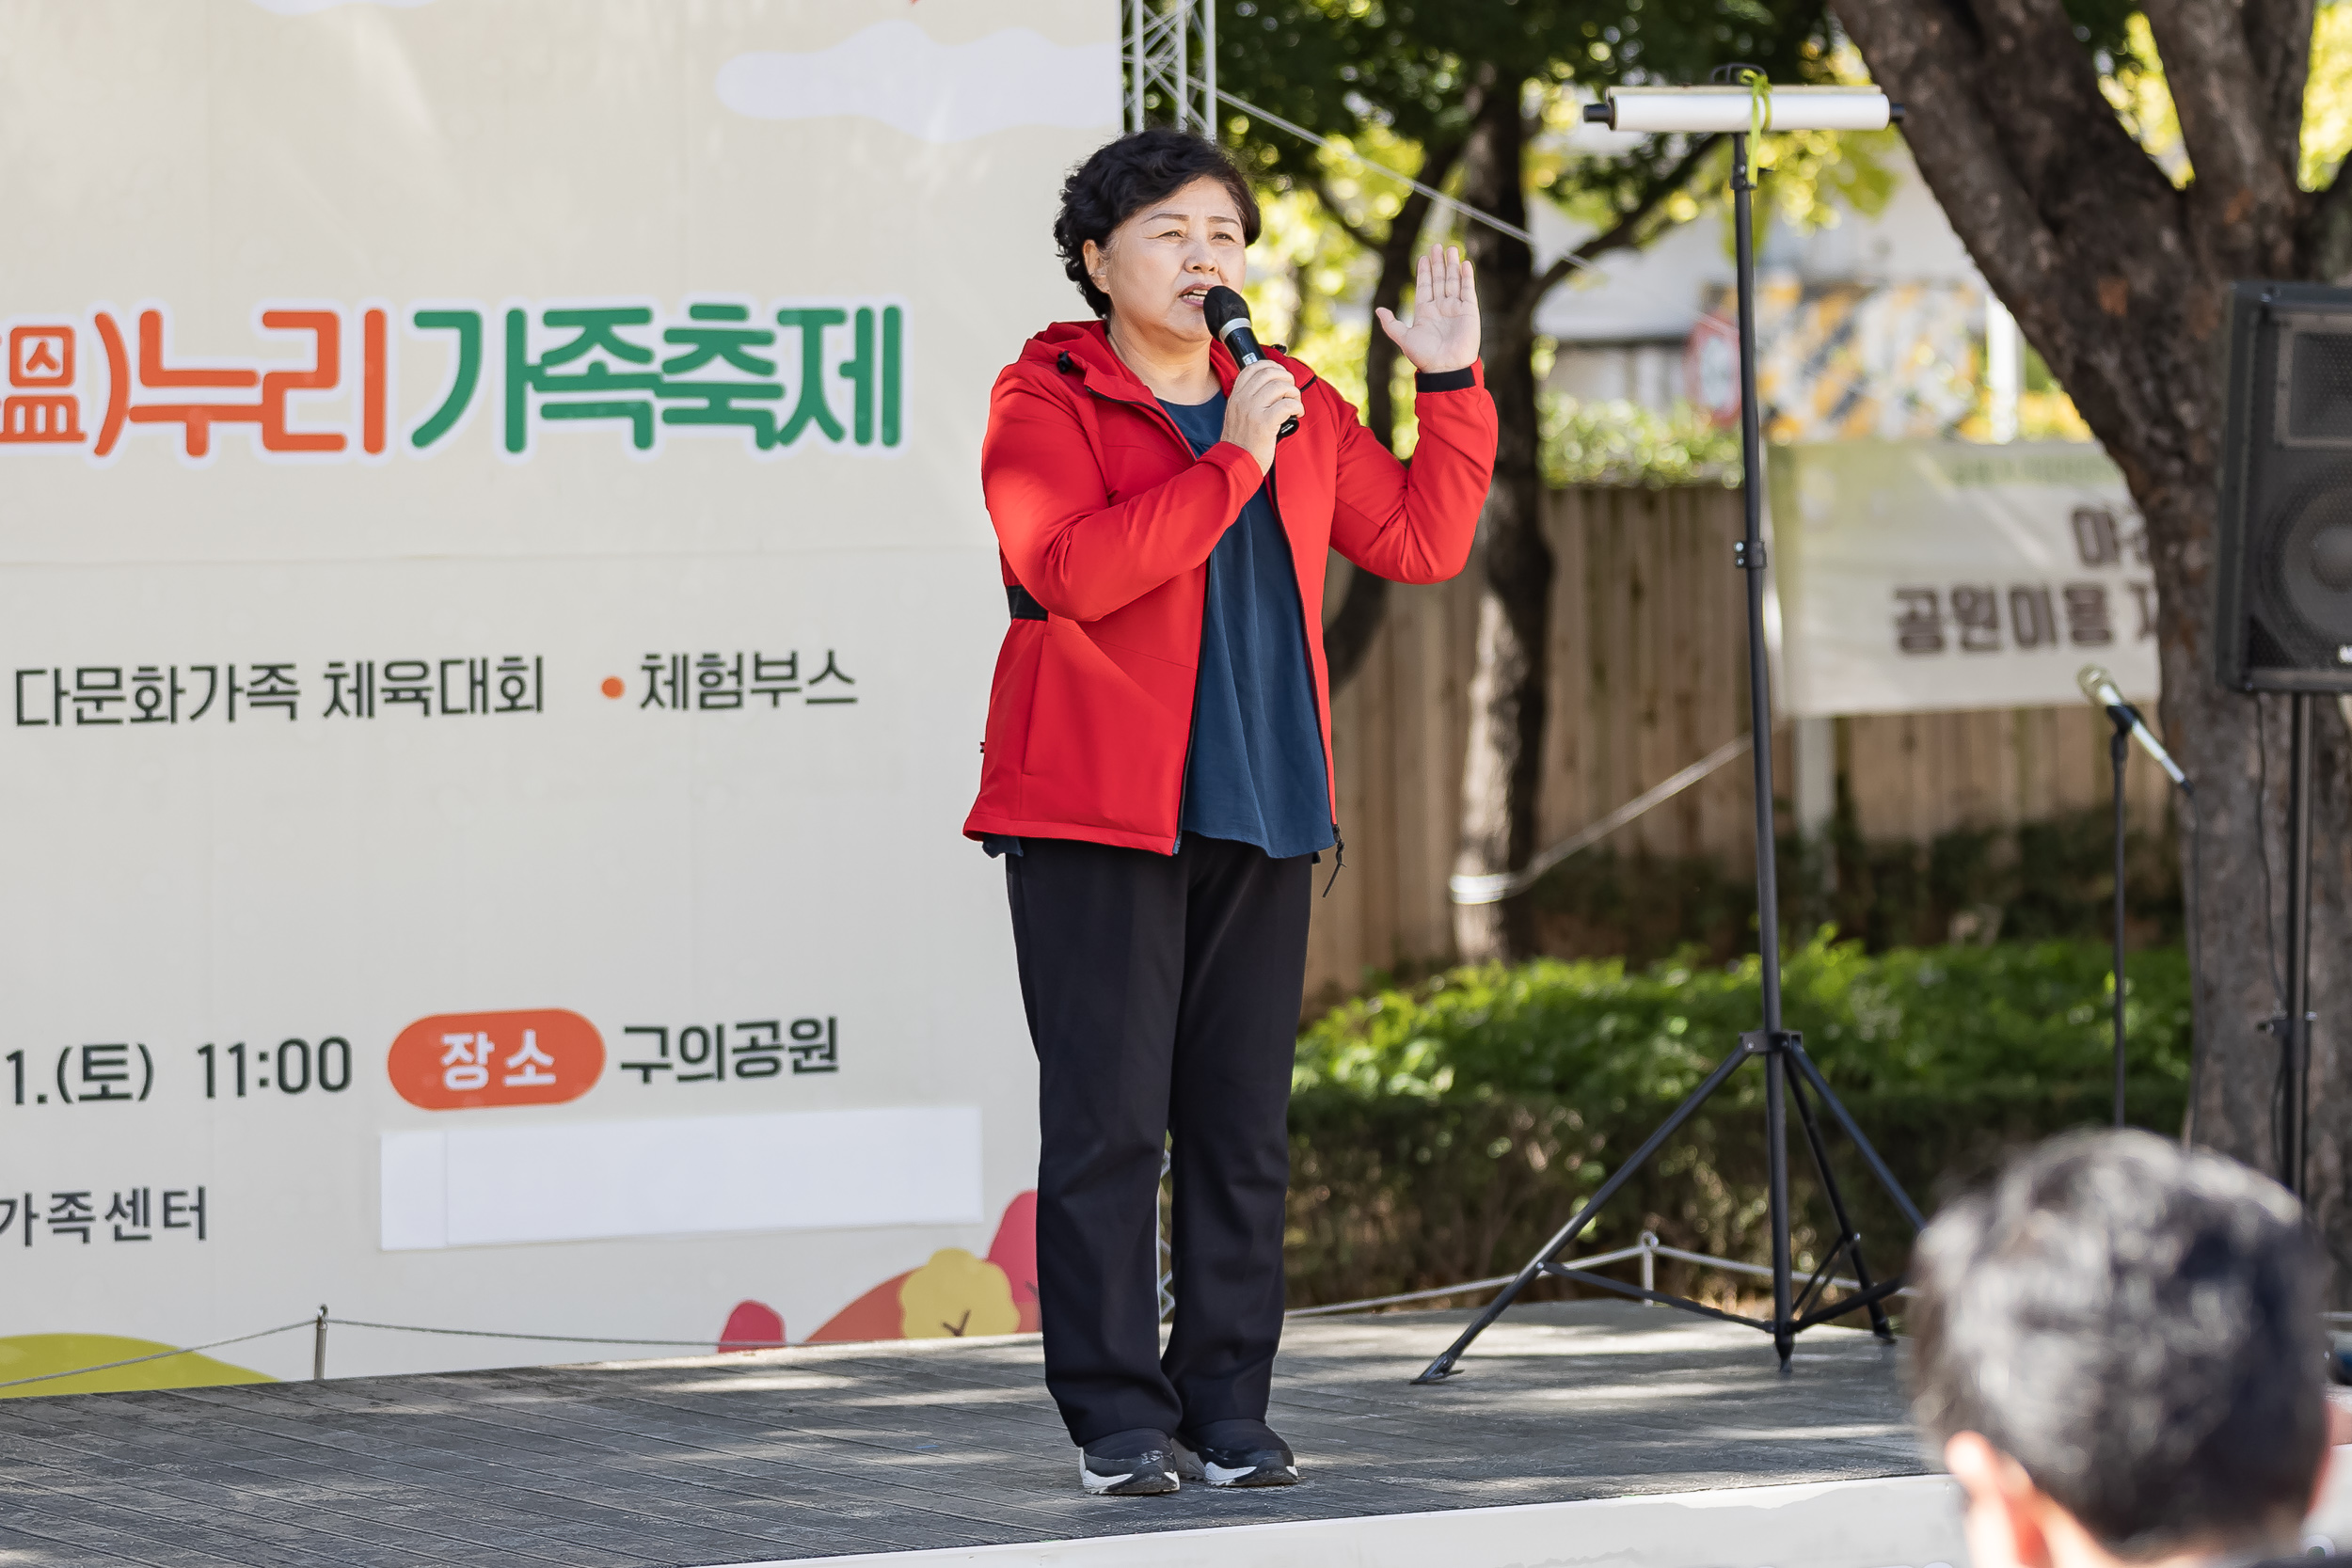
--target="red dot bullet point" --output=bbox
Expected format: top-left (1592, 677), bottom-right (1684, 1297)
top-left (600, 676), bottom-right (625, 699)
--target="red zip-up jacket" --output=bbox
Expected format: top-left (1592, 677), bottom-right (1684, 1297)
top-left (963, 318), bottom-right (1498, 854)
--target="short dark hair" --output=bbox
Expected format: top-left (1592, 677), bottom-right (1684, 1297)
top-left (1908, 1130), bottom-right (2327, 1560)
top-left (1053, 128), bottom-right (1261, 318)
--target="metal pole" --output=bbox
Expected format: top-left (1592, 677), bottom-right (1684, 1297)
top-left (1730, 176), bottom-right (1779, 1022)
top-left (1730, 130), bottom-right (1792, 1369)
top-left (2285, 691), bottom-right (2314, 1198)
top-left (1201, 0), bottom-right (1216, 138)
top-left (1765, 1044), bottom-right (1792, 1365)
top-left (2112, 721), bottom-right (2129, 1128)
top-left (1173, 0), bottom-right (1188, 133)
top-left (312, 1304), bottom-right (328, 1382)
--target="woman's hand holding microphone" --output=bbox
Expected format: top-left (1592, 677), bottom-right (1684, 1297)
top-left (1219, 358), bottom-right (1306, 477)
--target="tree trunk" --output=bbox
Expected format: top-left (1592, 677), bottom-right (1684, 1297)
top-left (1836, 0), bottom-right (2352, 1287)
top-left (1452, 72), bottom-right (1551, 963)
top-left (1323, 142), bottom-right (1465, 693)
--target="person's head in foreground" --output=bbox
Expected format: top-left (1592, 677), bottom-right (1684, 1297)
top-left (1909, 1129), bottom-right (2329, 1568)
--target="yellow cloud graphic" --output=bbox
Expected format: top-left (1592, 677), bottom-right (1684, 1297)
top-left (898, 1248), bottom-right (1021, 1339)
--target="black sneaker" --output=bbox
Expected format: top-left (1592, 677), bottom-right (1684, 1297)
top-left (1078, 1429), bottom-right (1182, 1496)
top-left (1175, 1418), bottom-right (1299, 1488)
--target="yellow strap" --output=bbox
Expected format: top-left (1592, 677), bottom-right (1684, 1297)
top-left (1740, 68), bottom-right (1772, 143)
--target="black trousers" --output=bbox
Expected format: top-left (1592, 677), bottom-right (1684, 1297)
top-left (1006, 833), bottom-right (1311, 1447)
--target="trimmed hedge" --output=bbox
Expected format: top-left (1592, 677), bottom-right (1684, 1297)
top-left (1284, 933), bottom-right (2190, 1309)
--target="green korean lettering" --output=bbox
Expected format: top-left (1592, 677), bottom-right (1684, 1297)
top-left (841, 309), bottom-right (876, 446)
top-left (882, 304), bottom-right (902, 448)
top-left (506, 307), bottom-right (662, 452)
top-left (774, 308), bottom-right (848, 447)
top-left (409, 309), bottom-right (482, 451)
top-left (660, 303), bottom-right (784, 448)
top-left (834, 306), bottom-right (905, 448)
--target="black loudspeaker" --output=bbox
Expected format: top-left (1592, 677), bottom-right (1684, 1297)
top-left (2217, 281), bottom-right (2352, 691)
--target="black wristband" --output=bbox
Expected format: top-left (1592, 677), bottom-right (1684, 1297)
top-left (1414, 366), bottom-right (1477, 392)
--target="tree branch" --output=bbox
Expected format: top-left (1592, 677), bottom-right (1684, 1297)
top-left (1525, 133), bottom-right (1722, 315)
top-left (2241, 0), bottom-right (2319, 165)
top-left (2142, 0), bottom-right (2306, 270)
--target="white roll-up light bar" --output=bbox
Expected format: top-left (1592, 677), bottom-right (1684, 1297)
top-left (1582, 85), bottom-right (1898, 135)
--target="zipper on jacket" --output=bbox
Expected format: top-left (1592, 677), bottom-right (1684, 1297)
top-left (1073, 370), bottom-right (1213, 855)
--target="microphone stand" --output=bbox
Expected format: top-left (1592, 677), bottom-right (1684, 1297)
top-left (2280, 692), bottom-right (2313, 1199)
top-left (2104, 705), bottom-right (2132, 1129)
top-left (1412, 108), bottom-right (1924, 1384)
top-left (2092, 689), bottom-right (2194, 1139)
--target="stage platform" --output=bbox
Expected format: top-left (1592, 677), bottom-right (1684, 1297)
top-left (0, 1301), bottom-right (1961, 1568)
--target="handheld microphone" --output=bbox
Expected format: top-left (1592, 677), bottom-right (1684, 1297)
top-left (1201, 285), bottom-right (1299, 438)
top-left (2077, 664), bottom-right (2191, 792)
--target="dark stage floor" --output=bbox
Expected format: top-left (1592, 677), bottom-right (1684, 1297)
top-left (0, 1300), bottom-right (1927, 1567)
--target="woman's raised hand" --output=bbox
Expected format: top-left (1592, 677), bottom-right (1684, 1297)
top-left (1375, 245), bottom-right (1480, 374)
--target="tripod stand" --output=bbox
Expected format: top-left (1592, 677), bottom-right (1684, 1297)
top-left (2274, 690), bottom-right (2315, 1200)
top-left (1416, 100), bottom-right (1924, 1383)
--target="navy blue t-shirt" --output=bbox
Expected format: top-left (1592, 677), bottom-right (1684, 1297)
top-left (1159, 393), bottom-right (1333, 860)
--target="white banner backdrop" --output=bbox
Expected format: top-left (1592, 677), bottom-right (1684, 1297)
top-left (0, 0), bottom-right (1115, 1387)
top-left (1769, 440), bottom-right (2160, 718)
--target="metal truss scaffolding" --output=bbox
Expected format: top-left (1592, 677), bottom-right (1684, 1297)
top-left (1127, 0), bottom-right (1216, 135)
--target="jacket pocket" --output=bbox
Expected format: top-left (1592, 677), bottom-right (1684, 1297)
top-left (1022, 619), bottom-right (1193, 836)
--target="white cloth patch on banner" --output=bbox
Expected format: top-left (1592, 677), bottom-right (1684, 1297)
top-left (716, 22), bottom-right (1122, 143)
top-left (1770, 439), bottom-right (2160, 717)
top-left (380, 1106), bottom-right (984, 1250)
top-left (244, 0), bottom-right (438, 13)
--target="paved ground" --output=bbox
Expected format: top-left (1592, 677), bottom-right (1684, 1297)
top-left (0, 1301), bottom-right (1926, 1567)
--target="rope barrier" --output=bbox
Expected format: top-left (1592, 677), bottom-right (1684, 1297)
top-left (0, 1315), bottom-right (767, 1394)
top-left (0, 1318), bottom-right (317, 1391)
top-left (323, 1318), bottom-right (748, 1349)
top-left (1285, 1233), bottom-right (1922, 1321)
top-left (14, 1266), bottom-right (2320, 1392)
top-left (1285, 1274), bottom-right (1522, 1319)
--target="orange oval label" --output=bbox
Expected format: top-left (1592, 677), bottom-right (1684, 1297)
top-left (389, 1009), bottom-right (603, 1110)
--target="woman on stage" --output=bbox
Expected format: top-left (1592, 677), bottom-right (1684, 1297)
top-left (964, 127), bottom-right (1497, 1496)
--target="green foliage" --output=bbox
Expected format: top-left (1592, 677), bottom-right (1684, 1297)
top-left (1284, 936), bottom-right (2190, 1309)
top-left (1295, 932), bottom-right (2190, 1107)
top-left (1538, 393), bottom-right (1741, 486)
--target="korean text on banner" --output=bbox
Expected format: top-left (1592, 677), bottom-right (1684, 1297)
top-left (1769, 440), bottom-right (2159, 718)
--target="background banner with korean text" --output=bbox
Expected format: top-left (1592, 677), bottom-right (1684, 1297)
top-left (0, 0), bottom-right (1118, 1386)
top-left (1768, 440), bottom-right (2160, 718)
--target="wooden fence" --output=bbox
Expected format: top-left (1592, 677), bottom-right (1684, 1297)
top-left (1303, 483), bottom-right (2175, 1001)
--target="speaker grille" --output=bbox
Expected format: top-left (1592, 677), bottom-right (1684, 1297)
top-left (2276, 318), bottom-right (2352, 447)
